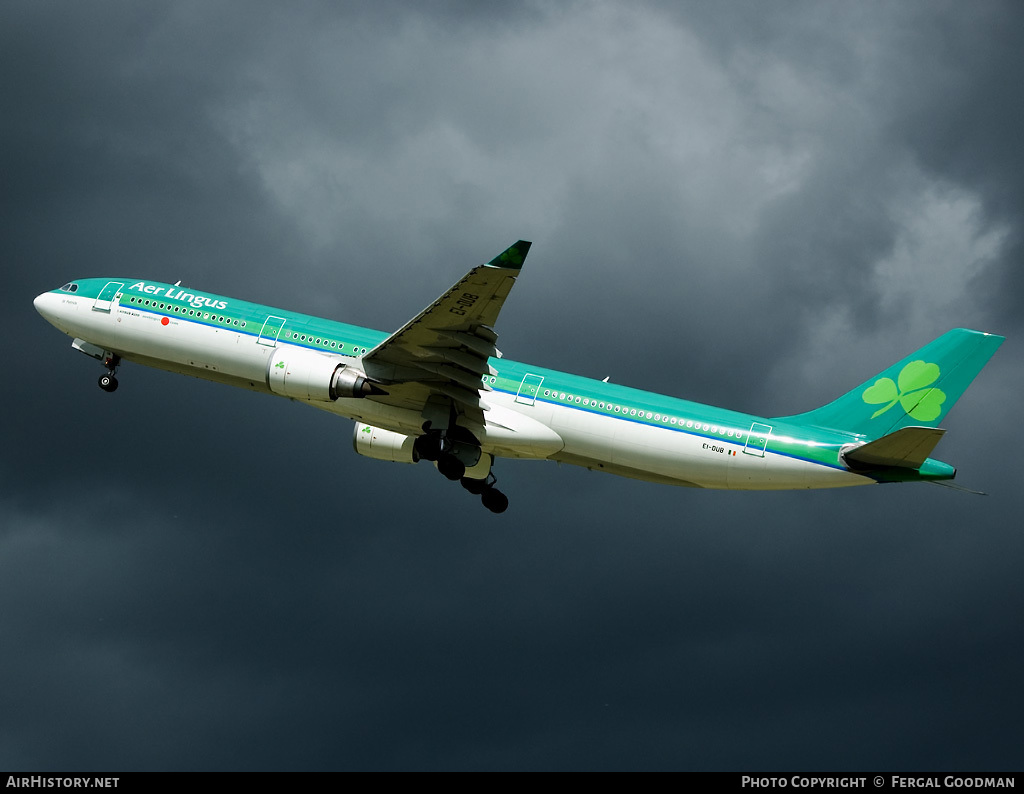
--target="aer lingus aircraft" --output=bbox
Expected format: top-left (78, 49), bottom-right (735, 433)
top-left (35, 240), bottom-right (1003, 513)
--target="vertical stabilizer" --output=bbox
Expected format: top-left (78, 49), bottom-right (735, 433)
top-left (777, 329), bottom-right (1004, 438)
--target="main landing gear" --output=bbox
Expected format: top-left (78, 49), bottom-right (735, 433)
top-left (460, 472), bottom-right (509, 514)
top-left (97, 354), bottom-right (121, 392)
top-left (414, 428), bottom-right (509, 514)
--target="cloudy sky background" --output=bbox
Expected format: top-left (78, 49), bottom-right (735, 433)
top-left (3, 0), bottom-right (1022, 771)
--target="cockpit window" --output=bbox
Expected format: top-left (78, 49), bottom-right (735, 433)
top-left (60, 283), bottom-right (79, 293)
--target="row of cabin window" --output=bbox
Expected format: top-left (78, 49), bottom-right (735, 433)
top-left (541, 388), bottom-right (744, 438)
top-left (125, 295), bottom-right (373, 353)
top-left (127, 295), bottom-right (244, 326)
top-left (287, 331), bottom-right (367, 354)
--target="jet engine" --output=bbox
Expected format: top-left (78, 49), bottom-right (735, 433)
top-left (266, 347), bottom-right (377, 401)
top-left (352, 423), bottom-right (418, 464)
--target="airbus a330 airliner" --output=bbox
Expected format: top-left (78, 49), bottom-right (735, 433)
top-left (35, 241), bottom-right (1003, 512)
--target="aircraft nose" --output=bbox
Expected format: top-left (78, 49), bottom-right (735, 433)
top-left (34, 291), bottom-right (60, 324)
top-left (34, 291), bottom-right (51, 317)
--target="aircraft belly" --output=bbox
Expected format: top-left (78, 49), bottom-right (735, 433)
top-left (52, 298), bottom-right (118, 348)
top-left (548, 405), bottom-right (872, 490)
top-left (309, 397), bottom-right (427, 437)
top-left (549, 405), bottom-right (730, 487)
top-left (728, 452), bottom-right (869, 490)
top-left (135, 316), bottom-right (267, 380)
top-left (315, 393), bottom-right (565, 461)
top-left (549, 404), bottom-right (619, 461)
top-left (614, 420), bottom-right (731, 488)
top-left (480, 397), bottom-right (564, 459)
top-left (80, 303), bottom-right (269, 383)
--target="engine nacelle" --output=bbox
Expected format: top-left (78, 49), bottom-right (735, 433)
top-left (266, 347), bottom-right (375, 401)
top-left (352, 423), bottom-right (418, 464)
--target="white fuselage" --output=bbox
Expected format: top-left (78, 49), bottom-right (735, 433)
top-left (34, 287), bottom-right (869, 491)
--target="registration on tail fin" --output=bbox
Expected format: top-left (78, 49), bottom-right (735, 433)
top-left (779, 328), bottom-right (1005, 439)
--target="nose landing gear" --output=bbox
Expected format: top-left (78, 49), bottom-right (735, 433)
top-left (97, 354), bottom-right (121, 392)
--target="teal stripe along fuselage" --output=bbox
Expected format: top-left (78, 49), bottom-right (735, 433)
top-left (36, 276), bottom-right (963, 491)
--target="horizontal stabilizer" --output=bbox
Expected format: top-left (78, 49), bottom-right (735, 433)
top-left (843, 426), bottom-right (946, 470)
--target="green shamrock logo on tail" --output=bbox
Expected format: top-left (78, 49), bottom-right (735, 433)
top-left (497, 248), bottom-right (524, 267)
top-left (862, 360), bottom-right (946, 421)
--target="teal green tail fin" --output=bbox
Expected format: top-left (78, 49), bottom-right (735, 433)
top-left (777, 329), bottom-right (1004, 438)
top-left (487, 240), bottom-right (531, 270)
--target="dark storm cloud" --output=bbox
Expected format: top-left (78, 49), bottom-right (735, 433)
top-left (667, 0), bottom-right (1024, 334)
top-left (3, 0), bottom-right (1022, 771)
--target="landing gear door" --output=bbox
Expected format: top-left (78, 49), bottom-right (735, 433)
top-left (257, 315), bottom-right (287, 347)
top-left (92, 281), bottom-right (123, 313)
top-left (515, 374), bottom-right (544, 406)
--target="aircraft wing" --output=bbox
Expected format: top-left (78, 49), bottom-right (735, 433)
top-left (360, 241), bottom-right (531, 425)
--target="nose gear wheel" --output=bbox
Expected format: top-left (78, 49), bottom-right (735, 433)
top-left (97, 354), bottom-right (121, 393)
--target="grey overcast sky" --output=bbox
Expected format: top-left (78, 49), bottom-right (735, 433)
top-left (3, 0), bottom-right (1023, 771)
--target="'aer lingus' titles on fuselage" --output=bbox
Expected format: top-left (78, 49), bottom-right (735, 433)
top-left (34, 241), bottom-right (1004, 513)
top-left (128, 281), bottom-right (229, 311)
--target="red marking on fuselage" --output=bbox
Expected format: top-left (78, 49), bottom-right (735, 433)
top-left (161, 317), bottom-right (169, 326)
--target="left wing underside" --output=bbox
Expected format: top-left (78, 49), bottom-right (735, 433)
top-left (360, 241), bottom-right (531, 425)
